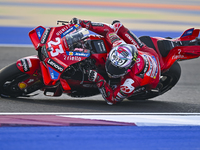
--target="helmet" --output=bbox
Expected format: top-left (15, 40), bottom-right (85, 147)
top-left (105, 44), bottom-right (138, 78)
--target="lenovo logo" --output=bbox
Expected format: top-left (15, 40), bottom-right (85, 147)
top-left (47, 59), bottom-right (64, 72)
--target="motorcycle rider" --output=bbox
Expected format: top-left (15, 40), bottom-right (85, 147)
top-left (70, 18), bottom-right (161, 105)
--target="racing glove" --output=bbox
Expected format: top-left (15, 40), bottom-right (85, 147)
top-left (88, 70), bottom-right (98, 82)
top-left (88, 70), bottom-right (116, 105)
top-left (88, 70), bottom-right (105, 89)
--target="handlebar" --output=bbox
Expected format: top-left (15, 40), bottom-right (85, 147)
top-left (189, 37), bottom-right (200, 45)
top-left (57, 20), bottom-right (69, 25)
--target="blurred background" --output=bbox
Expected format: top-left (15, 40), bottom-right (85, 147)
top-left (0, 0), bottom-right (200, 44)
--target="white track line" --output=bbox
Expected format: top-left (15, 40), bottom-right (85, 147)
top-left (60, 114), bottom-right (200, 126)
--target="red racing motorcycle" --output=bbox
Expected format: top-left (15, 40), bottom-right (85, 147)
top-left (0, 21), bottom-right (200, 100)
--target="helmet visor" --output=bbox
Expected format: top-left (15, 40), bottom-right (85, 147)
top-left (105, 60), bottom-right (127, 78)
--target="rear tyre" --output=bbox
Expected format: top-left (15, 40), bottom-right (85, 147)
top-left (158, 61), bottom-right (181, 95)
top-left (128, 61), bottom-right (181, 100)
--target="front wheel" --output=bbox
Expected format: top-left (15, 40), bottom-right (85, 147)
top-left (0, 63), bottom-right (43, 98)
top-left (128, 61), bottom-right (181, 100)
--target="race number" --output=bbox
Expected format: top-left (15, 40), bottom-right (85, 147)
top-left (48, 37), bottom-right (64, 57)
top-left (120, 78), bottom-right (135, 94)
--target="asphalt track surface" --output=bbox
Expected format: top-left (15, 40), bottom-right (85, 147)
top-left (1, 46), bottom-right (200, 113)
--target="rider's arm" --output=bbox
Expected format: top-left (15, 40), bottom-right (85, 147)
top-left (71, 18), bottom-right (144, 49)
top-left (112, 21), bottom-right (144, 49)
top-left (78, 19), bottom-right (114, 37)
top-left (70, 18), bottom-right (126, 47)
top-left (88, 70), bottom-right (139, 105)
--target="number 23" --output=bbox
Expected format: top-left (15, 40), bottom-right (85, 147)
top-left (48, 37), bottom-right (64, 57)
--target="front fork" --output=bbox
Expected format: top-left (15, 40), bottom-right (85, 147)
top-left (16, 55), bottom-right (43, 95)
top-left (16, 55), bottom-right (71, 97)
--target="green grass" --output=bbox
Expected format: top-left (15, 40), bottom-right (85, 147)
top-left (38, 9), bottom-right (154, 19)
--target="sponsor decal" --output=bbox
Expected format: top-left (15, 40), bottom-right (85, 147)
top-left (48, 67), bottom-right (59, 80)
top-left (172, 49), bottom-right (186, 60)
top-left (56, 26), bottom-right (69, 36)
top-left (91, 22), bottom-right (104, 26)
top-left (136, 57), bottom-right (141, 67)
top-left (33, 70), bottom-right (39, 77)
top-left (47, 58), bottom-right (64, 72)
top-left (113, 22), bottom-right (122, 33)
top-left (109, 33), bottom-right (121, 44)
top-left (82, 21), bottom-right (91, 29)
top-left (151, 56), bottom-right (158, 79)
top-left (74, 52), bottom-right (90, 57)
top-left (125, 33), bottom-right (140, 49)
top-left (41, 46), bottom-right (49, 58)
top-left (172, 55), bottom-right (186, 60)
top-left (53, 57), bottom-right (68, 68)
top-left (60, 24), bottom-right (80, 38)
top-left (21, 59), bottom-right (30, 72)
top-left (113, 40), bottom-right (126, 47)
top-left (92, 40), bottom-right (107, 53)
top-left (36, 27), bottom-right (45, 40)
top-left (63, 38), bottom-right (68, 49)
top-left (133, 87), bottom-right (145, 94)
top-left (143, 56), bottom-right (149, 73)
top-left (67, 56), bottom-right (81, 61)
top-left (108, 33), bottom-right (116, 37)
top-left (27, 79), bottom-right (34, 84)
top-left (126, 31), bottom-right (143, 48)
top-left (98, 41), bottom-right (106, 52)
top-left (68, 52), bottom-right (74, 56)
top-left (120, 78), bottom-right (135, 94)
top-left (24, 58), bottom-right (32, 68)
top-left (115, 91), bottom-right (127, 102)
top-left (181, 28), bottom-right (194, 37)
top-left (66, 51), bottom-right (90, 57)
top-left (41, 28), bottom-right (51, 44)
top-left (144, 54), bottom-right (158, 79)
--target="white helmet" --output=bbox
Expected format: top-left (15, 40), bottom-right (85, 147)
top-left (105, 44), bottom-right (138, 78)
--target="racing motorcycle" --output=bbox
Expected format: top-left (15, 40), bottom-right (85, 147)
top-left (0, 21), bottom-right (200, 101)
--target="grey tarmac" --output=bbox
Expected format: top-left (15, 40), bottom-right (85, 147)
top-left (0, 46), bottom-right (200, 113)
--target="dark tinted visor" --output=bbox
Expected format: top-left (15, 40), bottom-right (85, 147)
top-left (105, 60), bottom-right (127, 78)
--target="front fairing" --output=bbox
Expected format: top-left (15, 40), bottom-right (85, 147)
top-left (29, 24), bottom-right (90, 88)
top-left (29, 24), bottom-right (82, 50)
top-left (39, 40), bottom-right (91, 88)
top-left (29, 23), bottom-right (110, 92)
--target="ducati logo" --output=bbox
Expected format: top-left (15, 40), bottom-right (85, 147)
top-left (120, 78), bottom-right (135, 93)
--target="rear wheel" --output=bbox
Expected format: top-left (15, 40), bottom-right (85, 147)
top-left (128, 61), bottom-right (181, 100)
top-left (0, 63), bottom-right (42, 98)
top-left (158, 61), bottom-right (181, 95)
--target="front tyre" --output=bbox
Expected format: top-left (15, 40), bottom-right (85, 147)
top-left (0, 63), bottom-right (42, 98)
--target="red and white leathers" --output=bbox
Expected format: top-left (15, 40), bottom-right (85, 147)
top-left (78, 19), bottom-right (161, 105)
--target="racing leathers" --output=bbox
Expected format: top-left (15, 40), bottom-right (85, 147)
top-left (72, 19), bottom-right (161, 105)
